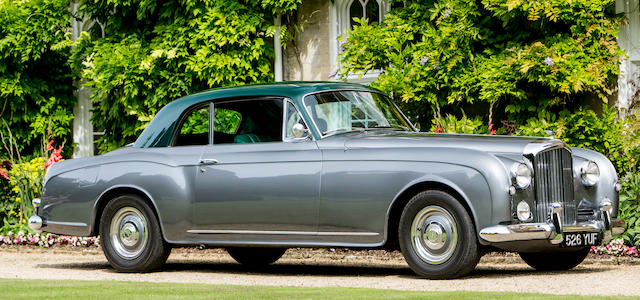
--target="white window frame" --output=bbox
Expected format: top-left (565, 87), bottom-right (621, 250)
top-left (329, 0), bottom-right (391, 84)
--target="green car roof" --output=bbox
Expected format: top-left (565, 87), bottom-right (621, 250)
top-left (133, 81), bottom-right (379, 148)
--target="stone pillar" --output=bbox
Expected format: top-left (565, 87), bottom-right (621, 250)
top-left (616, 0), bottom-right (640, 116)
top-left (70, 1), bottom-right (94, 157)
top-left (283, 0), bottom-right (332, 81)
top-left (275, 14), bottom-right (283, 82)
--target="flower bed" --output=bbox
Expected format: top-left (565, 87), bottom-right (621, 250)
top-left (0, 231), bottom-right (99, 248)
top-left (591, 238), bottom-right (639, 257)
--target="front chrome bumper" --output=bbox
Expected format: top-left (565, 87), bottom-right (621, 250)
top-left (479, 201), bottom-right (625, 245)
top-left (479, 219), bottom-right (625, 244)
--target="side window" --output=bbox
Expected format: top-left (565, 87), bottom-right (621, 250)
top-left (213, 99), bottom-right (284, 144)
top-left (175, 105), bottom-right (210, 146)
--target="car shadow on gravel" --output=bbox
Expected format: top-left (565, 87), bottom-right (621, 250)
top-left (466, 265), bottom-right (612, 279)
top-left (35, 260), bottom-right (612, 279)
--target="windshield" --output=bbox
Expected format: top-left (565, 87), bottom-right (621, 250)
top-left (303, 90), bottom-right (413, 137)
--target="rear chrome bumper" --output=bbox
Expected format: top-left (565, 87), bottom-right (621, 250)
top-left (28, 198), bottom-right (44, 233)
top-left (28, 215), bottom-right (45, 233)
top-left (479, 201), bottom-right (625, 244)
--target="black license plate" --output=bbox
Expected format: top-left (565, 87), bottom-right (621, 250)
top-left (562, 232), bottom-right (599, 247)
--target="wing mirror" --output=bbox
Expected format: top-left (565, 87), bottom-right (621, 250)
top-left (292, 123), bottom-right (309, 138)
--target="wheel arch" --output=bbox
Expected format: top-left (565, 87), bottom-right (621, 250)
top-left (383, 179), bottom-right (479, 249)
top-left (91, 185), bottom-right (166, 242)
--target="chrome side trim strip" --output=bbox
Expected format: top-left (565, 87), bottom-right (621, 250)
top-left (46, 221), bottom-right (88, 227)
top-left (187, 230), bottom-right (379, 236)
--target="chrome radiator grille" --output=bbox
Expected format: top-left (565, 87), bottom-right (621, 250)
top-left (533, 148), bottom-right (575, 224)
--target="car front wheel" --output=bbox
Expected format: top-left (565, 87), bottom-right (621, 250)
top-left (399, 190), bottom-right (480, 279)
top-left (99, 194), bottom-right (170, 272)
top-left (519, 247), bottom-right (590, 271)
top-left (226, 247), bottom-right (287, 267)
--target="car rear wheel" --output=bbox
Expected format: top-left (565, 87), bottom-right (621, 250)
top-left (226, 247), bottom-right (287, 266)
top-left (99, 194), bottom-right (170, 272)
top-left (519, 247), bottom-right (590, 271)
top-left (399, 190), bottom-right (480, 279)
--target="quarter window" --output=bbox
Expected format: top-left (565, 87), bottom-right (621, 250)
top-left (284, 101), bottom-right (309, 140)
top-left (175, 105), bottom-right (210, 146)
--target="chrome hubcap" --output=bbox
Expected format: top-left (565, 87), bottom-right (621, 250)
top-left (411, 206), bottom-right (458, 264)
top-left (110, 207), bottom-right (148, 259)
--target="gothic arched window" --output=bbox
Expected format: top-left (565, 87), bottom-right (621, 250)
top-left (349, 0), bottom-right (381, 28)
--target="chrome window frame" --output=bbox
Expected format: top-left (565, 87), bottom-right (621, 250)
top-left (282, 98), bottom-right (313, 142)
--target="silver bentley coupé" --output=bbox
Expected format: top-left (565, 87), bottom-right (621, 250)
top-left (29, 82), bottom-right (624, 279)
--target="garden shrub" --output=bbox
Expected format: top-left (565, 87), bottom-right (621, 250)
top-left (4, 157), bottom-right (46, 226)
top-left (0, 123), bottom-right (64, 231)
top-left (429, 113), bottom-right (486, 134)
top-left (338, 0), bottom-right (622, 129)
top-left (0, 0), bottom-right (76, 156)
top-left (516, 107), bottom-right (640, 175)
top-left (618, 167), bottom-right (640, 247)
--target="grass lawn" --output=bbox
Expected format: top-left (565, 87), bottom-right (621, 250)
top-left (0, 278), bottom-right (627, 299)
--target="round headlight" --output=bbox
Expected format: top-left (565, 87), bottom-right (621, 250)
top-left (580, 161), bottom-right (600, 187)
top-left (516, 201), bottom-right (532, 222)
top-left (511, 162), bottom-right (532, 189)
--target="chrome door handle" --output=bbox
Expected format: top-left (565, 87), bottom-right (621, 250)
top-left (199, 159), bottom-right (219, 165)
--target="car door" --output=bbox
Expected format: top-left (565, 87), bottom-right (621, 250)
top-left (192, 98), bottom-right (322, 242)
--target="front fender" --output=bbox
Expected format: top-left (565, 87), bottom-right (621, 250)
top-left (571, 147), bottom-right (619, 217)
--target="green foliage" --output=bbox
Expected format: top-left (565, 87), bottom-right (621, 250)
top-left (338, 0), bottom-right (623, 126)
top-left (2, 157), bottom-right (45, 227)
top-left (516, 107), bottom-right (640, 174)
top-left (77, 0), bottom-right (301, 152)
top-left (180, 107), bottom-right (209, 135)
top-left (0, 223), bottom-right (35, 235)
top-left (618, 167), bottom-right (640, 247)
top-left (214, 108), bottom-right (242, 134)
top-left (429, 113), bottom-right (486, 134)
top-left (0, 0), bottom-right (76, 156)
top-left (0, 122), bottom-right (62, 228)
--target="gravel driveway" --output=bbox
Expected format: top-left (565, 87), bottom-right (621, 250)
top-left (0, 246), bottom-right (638, 296)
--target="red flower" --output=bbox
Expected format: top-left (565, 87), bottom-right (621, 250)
top-left (434, 126), bottom-right (443, 133)
top-left (488, 123), bottom-right (496, 135)
top-left (0, 168), bottom-right (8, 180)
top-left (44, 146), bottom-right (63, 170)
